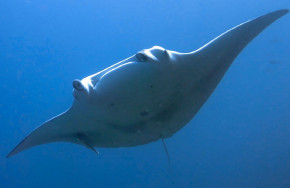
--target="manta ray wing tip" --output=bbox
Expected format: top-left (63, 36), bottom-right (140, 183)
top-left (280, 9), bottom-right (289, 13)
top-left (6, 153), bottom-right (12, 158)
top-left (273, 9), bottom-right (289, 17)
top-left (6, 138), bottom-right (29, 158)
top-left (6, 152), bottom-right (15, 158)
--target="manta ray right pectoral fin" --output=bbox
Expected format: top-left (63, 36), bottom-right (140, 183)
top-left (76, 133), bottom-right (99, 155)
top-left (193, 9), bottom-right (289, 67)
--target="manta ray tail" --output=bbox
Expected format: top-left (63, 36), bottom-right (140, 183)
top-left (161, 138), bottom-right (171, 173)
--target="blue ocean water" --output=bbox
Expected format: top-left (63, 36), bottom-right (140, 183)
top-left (0, 0), bottom-right (289, 187)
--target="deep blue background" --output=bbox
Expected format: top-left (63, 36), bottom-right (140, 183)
top-left (0, 0), bottom-right (289, 187)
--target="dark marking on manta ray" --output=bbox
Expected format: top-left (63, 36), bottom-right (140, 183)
top-left (151, 100), bottom-right (179, 123)
top-left (140, 111), bottom-right (149, 116)
top-left (108, 121), bottom-right (147, 133)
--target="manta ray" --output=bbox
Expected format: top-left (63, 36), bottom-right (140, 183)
top-left (7, 9), bottom-right (288, 158)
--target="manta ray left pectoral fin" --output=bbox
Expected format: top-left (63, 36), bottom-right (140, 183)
top-left (76, 133), bottom-right (99, 155)
top-left (6, 110), bottom-right (73, 158)
top-left (7, 107), bottom-right (84, 158)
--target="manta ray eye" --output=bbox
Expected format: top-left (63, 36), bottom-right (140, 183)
top-left (136, 53), bottom-right (148, 62)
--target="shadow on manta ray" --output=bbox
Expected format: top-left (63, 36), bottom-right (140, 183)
top-left (7, 9), bottom-right (288, 158)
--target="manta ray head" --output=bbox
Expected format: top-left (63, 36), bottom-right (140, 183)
top-left (71, 46), bottom-right (181, 124)
top-left (136, 46), bottom-right (172, 63)
top-left (72, 78), bottom-right (92, 102)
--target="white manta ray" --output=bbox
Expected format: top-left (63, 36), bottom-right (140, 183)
top-left (7, 9), bottom-right (288, 157)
